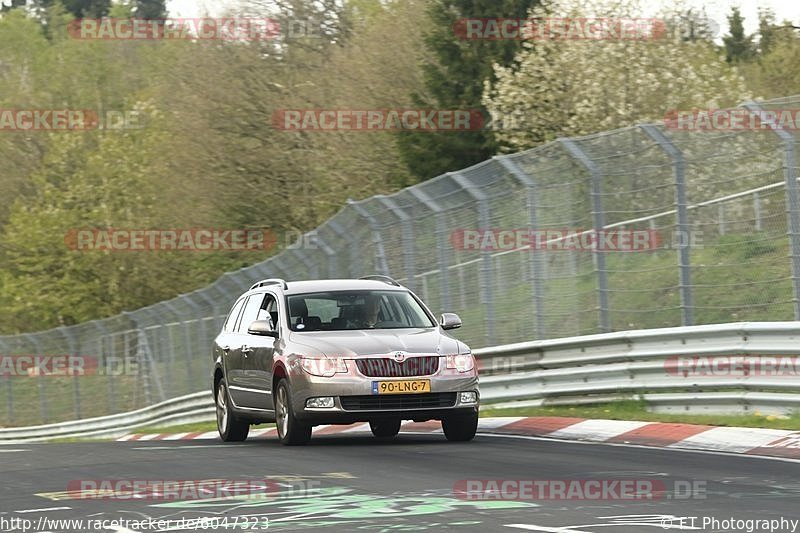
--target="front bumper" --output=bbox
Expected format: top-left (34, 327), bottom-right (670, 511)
top-left (289, 358), bottom-right (479, 424)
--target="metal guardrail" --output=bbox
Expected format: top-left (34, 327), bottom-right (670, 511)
top-left (0, 391), bottom-right (213, 443)
top-left (2, 322), bottom-right (798, 442)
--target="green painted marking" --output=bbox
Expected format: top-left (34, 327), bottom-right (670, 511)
top-left (151, 486), bottom-right (536, 529)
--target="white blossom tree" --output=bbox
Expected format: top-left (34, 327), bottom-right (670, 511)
top-left (483, 0), bottom-right (751, 152)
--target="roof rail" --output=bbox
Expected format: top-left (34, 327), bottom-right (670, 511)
top-left (359, 275), bottom-right (401, 287)
top-left (249, 278), bottom-right (289, 291)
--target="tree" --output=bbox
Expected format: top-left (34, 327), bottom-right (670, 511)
top-left (484, 0), bottom-right (750, 152)
top-left (132, 0), bottom-right (166, 20)
top-left (6, 0), bottom-right (112, 18)
top-left (757, 8), bottom-right (777, 55)
top-left (395, 0), bottom-right (538, 184)
top-left (723, 6), bottom-right (755, 63)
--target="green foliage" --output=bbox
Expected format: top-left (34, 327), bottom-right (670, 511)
top-left (396, 0), bottom-right (538, 184)
top-left (484, 0), bottom-right (750, 152)
top-left (716, 233), bottom-right (779, 261)
top-left (132, 0), bottom-right (166, 19)
top-left (1, 0), bottom-right (798, 337)
top-left (0, 0), bottom-right (425, 334)
top-left (723, 7), bottom-right (755, 63)
top-left (59, 0), bottom-right (111, 18)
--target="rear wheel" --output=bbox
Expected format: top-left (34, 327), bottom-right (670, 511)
top-left (275, 379), bottom-right (312, 446)
top-left (216, 380), bottom-right (249, 442)
top-left (369, 419), bottom-right (401, 439)
top-left (441, 411), bottom-right (478, 442)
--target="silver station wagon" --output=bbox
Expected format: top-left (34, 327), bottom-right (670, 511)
top-left (212, 276), bottom-right (479, 445)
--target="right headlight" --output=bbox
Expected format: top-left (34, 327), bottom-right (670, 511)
top-left (298, 356), bottom-right (348, 377)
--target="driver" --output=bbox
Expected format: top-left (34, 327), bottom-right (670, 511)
top-left (362, 294), bottom-right (381, 327)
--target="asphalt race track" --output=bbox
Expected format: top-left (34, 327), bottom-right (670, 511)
top-left (1, 431), bottom-right (799, 533)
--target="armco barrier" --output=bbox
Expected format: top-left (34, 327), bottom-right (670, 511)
top-left (2, 322), bottom-right (799, 442)
top-left (0, 391), bottom-right (213, 443)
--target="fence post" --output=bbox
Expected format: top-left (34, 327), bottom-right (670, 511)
top-left (449, 171), bottom-right (496, 345)
top-left (407, 187), bottom-right (451, 311)
top-left (754, 192), bottom-right (762, 232)
top-left (24, 334), bottom-right (48, 423)
top-left (559, 138), bottom-right (611, 332)
top-left (123, 311), bottom-right (151, 406)
top-left (178, 296), bottom-right (201, 394)
top-left (58, 327), bottom-right (81, 420)
top-left (0, 339), bottom-right (12, 425)
top-left (377, 195), bottom-right (417, 291)
top-left (348, 200), bottom-right (390, 275)
top-left (640, 124), bottom-right (694, 326)
top-left (744, 102), bottom-right (800, 320)
top-left (91, 321), bottom-right (116, 414)
top-left (494, 155), bottom-right (547, 338)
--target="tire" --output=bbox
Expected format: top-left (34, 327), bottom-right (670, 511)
top-left (216, 380), bottom-right (249, 442)
top-left (369, 419), bottom-right (401, 439)
top-left (275, 379), bottom-right (312, 446)
top-left (441, 411), bottom-right (478, 442)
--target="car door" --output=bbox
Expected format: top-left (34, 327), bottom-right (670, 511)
top-left (245, 292), bottom-right (279, 410)
top-left (217, 296), bottom-right (246, 405)
top-left (230, 293), bottom-right (268, 408)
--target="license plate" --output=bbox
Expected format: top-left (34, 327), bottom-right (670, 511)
top-left (372, 380), bottom-right (431, 395)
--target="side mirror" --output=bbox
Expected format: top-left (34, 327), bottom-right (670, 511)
top-left (440, 313), bottom-right (462, 330)
top-left (247, 319), bottom-right (279, 338)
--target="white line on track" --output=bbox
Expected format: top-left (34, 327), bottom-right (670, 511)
top-left (130, 445), bottom-right (253, 450)
top-left (475, 431), bottom-right (800, 464)
top-left (14, 507), bottom-right (71, 513)
top-left (505, 524), bottom-right (593, 532)
top-left (0, 449), bottom-right (30, 452)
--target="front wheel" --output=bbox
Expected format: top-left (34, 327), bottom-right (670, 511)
top-left (216, 380), bottom-right (249, 442)
top-left (441, 411), bottom-right (478, 442)
top-left (370, 419), bottom-right (401, 439)
top-left (275, 379), bottom-right (312, 446)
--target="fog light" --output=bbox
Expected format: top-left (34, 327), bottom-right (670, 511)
top-left (306, 397), bottom-right (335, 408)
top-left (459, 391), bottom-right (478, 404)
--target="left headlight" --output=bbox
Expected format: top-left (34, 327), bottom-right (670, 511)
top-left (446, 353), bottom-right (475, 373)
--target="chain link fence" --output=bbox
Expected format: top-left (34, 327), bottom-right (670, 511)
top-left (2, 96), bottom-right (799, 426)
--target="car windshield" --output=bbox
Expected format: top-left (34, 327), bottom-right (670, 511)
top-left (286, 290), bottom-right (435, 331)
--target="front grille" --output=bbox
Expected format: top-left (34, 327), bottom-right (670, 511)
top-left (356, 356), bottom-right (439, 377)
top-left (340, 393), bottom-right (457, 411)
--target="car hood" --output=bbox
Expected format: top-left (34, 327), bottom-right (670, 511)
top-left (288, 328), bottom-right (467, 357)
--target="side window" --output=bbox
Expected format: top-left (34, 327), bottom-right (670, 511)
top-left (237, 294), bottom-right (266, 333)
top-left (257, 294), bottom-right (278, 327)
top-left (223, 298), bottom-right (246, 333)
